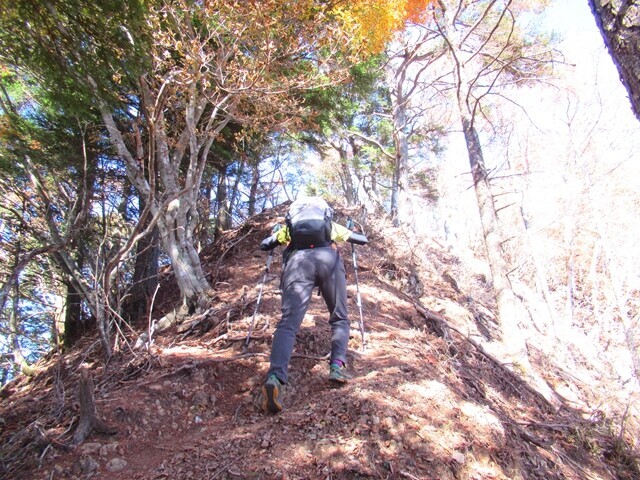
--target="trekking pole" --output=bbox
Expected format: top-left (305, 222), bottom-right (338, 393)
top-left (346, 217), bottom-right (366, 350)
top-left (244, 225), bottom-right (280, 351)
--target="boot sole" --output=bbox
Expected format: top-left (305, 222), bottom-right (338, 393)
top-left (262, 383), bottom-right (282, 413)
top-left (329, 375), bottom-right (349, 384)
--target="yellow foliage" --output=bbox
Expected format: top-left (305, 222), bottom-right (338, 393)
top-left (332, 0), bottom-right (435, 53)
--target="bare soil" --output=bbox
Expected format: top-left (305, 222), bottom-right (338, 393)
top-left (1, 205), bottom-right (638, 480)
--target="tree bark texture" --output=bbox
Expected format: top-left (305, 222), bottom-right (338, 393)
top-left (387, 61), bottom-right (411, 228)
top-left (9, 276), bottom-right (35, 377)
top-left (248, 162), bottom-right (260, 217)
top-left (63, 281), bottom-right (85, 349)
top-left (461, 116), bottom-right (527, 360)
top-left (158, 197), bottom-right (212, 311)
top-left (123, 193), bottom-right (160, 324)
top-left (589, 0), bottom-right (640, 121)
top-left (337, 142), bottom-right (358, 206)
top-left (214, 166), bottom-right (231, 240)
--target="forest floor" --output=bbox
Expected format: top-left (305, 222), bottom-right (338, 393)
top-left (1, 204), bottom-right (639, 480)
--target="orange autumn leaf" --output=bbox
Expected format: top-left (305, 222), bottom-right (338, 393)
top-left (333, 0), bottom-right (435, 53)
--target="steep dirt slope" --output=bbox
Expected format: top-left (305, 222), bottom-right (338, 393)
top-left (1, 205), bottom-right (638, 480)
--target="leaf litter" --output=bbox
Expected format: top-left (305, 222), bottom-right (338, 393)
top-left (1, 204), bottom-right (638, 480)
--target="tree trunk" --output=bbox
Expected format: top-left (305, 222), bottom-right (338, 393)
top-left (338, 141), bottom-right (357, 206)
top-left (589, 0), bottom-right (640, 122)
top-left (461, 115), bottom-right (528, 361)
top-left (214, 166), bottom-right (230, 239)
top-left (518, 203), bottom-right (556, 330)
top-left (248, 162), bottom-right (260, 216)
top-left (387, 53), bottom-right (413, 228)
top-left (9, 273), bottom-right (35, 377)
top-left (158, 198), bottom-right (212, 312)
top-left (94, 297), bottom-right (113, 360)
top-left (198, 175), bottom-right (214, 248)
top-left (63, 281), bottom-right (85, 349)
top-left (391, 109), bottom-right (411, 228)
top-left (123, 225), bottom-right (159, 324)
top-left (99, 85), bottom-right (228, 311)
top-left (227, 161), bottom-right (244, 229)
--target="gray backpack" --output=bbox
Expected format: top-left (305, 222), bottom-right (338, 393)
top-left (285, 197), bottom-right (333, 249)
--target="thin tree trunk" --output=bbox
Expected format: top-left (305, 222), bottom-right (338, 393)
top-left (9, 267), bottom-right (35, 377)
top-left (338, 143), bottom-right (357, 205)
top-left (248, 162), bottom-right (260, 216)
top-left (198, 175), bottom-right (214, 248)
top-left (214, 166), bottom-right (230, 239)
top-left (227, 161), bottom-right (244, 229)
top-left (52, 293), bottom-right (64, 352)
top-left (387, 56), bottom-right (413, 228)
top-left (392, 107), bottom-right (412, 228)
top-left (563, 210), bottom-right (576, 334)
top-left (518, 201), bottom-right (556, 330)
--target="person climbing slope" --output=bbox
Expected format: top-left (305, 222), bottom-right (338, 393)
top-left (259, 196), bottom-right (368, 413)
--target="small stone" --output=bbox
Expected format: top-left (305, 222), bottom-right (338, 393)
top-left (78, 455), bottom-right (99, 475)
top-left (106, 458), bottom-right (128, 472)
top-left (451, 451), bottom-right (465, 464)
top-left (192, 390), bottom-right (209, 408)
top-left (193, 369), bottom-right (206, 383)
top-left (80, 442), bottom-right (102, 454)
top-left (99, 443), bottom-right (119, 458)
top-left (194, 416), bottom-right (203, 424)
top-left (52, 464), bottom-right (65, 476)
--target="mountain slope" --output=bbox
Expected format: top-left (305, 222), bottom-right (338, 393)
top-left (1, 204), bottom-right (638, 480)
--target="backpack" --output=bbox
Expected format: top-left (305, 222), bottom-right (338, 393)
top-left (285, 197), bottom-right (333, 249)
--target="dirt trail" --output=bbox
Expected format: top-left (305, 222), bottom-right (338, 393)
top-left (1, 206), bottom-right (636, 480)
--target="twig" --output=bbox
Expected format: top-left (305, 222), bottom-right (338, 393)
top-left (400, 471), bottom-right (420, 480)
top-left (38, 443), bottom-right (52, 467)
top-left (233, 404), bottom-right (242, 425)
top-left (210, 460), bottom-right (235, 480)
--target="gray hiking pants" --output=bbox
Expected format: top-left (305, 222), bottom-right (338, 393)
top-left (267, 247), bottom-right (350, 384)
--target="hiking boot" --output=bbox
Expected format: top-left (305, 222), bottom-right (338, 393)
top-left (262, 374), bottom-right (284, 413)
top-left (329, 363), bottom-right (351, 384)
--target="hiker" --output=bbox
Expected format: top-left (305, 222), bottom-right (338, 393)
top-left (259, 196), bottom-right (368, 413)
